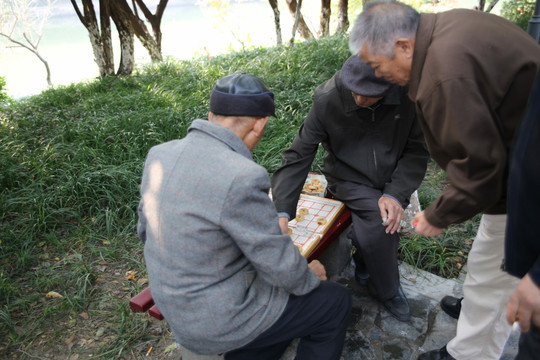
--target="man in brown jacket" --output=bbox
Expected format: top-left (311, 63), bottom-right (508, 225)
top-left (349, 1), bottom-right (540, 360)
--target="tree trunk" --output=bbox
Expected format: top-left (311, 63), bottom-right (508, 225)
top-left (110, 4), bottom-right (134, 75)
top-left (111, 0), bottom-right (163, 63)
top-left (285, 0), bottom-right (314, 40)
top-left (71, 0), bottom-right (167, 76)
top-left (99, 0), bottom-right (114, 75)
top-left (268, 0), bottom-right (282, 46)
top-left (133, 0), bottom-right (168, 59)
top-left (485, 0), bottom-right (500, 13)
top-left (71, 0), bottom-right (114, 76)
top-left (478, 0), bottom-right (485, 11)
top-left (335, 0), bottom-right (349, 34)
top-left (319, 0), bottom-right (331, 37)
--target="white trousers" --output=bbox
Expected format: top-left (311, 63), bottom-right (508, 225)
top-left (447, 214), bottom-right (520, 360)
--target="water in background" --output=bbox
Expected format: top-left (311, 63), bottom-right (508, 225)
top-left (0, 0), bottom-right (496, 99)
top-left (0, 0), bottom-right (313, 99)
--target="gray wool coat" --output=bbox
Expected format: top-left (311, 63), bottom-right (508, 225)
top-left (137, 119), bottom-right (320, 355)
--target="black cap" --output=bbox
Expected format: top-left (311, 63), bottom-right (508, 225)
top-left (341, 55), bottom-right (392, 97)
top-left (210, 73), bottom-right (275, 117)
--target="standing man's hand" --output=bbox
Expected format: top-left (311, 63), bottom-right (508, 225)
top-left (413, 211), bottom-right (443, 236)
top-left (506, 273), bottom-right (540, 332)
top-left (308, 260), bottom-right (327, 280)
top-left (279, 217), bottom-right (289, 234)
top-left (379, 196), bottom-right (404, 234)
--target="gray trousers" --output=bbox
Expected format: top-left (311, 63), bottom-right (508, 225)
top-left (328, 180), bottom-right (400, 301)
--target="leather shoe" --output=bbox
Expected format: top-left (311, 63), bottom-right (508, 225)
top-left (382, 285), bottom-right (411, 322)
top-left (417, 346), bottom-right (455, 360)
top-left (440, 296), bottom-right (462, 319)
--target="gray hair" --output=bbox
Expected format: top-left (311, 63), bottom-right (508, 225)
top-left (349, 1), bottom-right (420, 58)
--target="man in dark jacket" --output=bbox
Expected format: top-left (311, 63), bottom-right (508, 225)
top-left (349, 1), bottom-right (540, 359)
top-left (505, 71), bottom-right (540, 360)
top-left (271, 55), bottom-right (429, 322)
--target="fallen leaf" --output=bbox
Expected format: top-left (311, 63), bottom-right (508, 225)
top-left (125, 270), bottom-right (138, 281)
top-left (45, 291), bottom-right (63, 299)
top-left (79, 312), bottom-right (89, 320)
top-left (95, 327), bottom-right (106, 339)
top-left (65, 334), bottom-right (75, 345)
top-left (165, 343), bottom-right (178, 353)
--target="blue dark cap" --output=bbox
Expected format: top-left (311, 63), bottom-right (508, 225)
top-left (210, 73), bottom-right (276, 117)
top-left (341, 55), bottom-right (393, 97)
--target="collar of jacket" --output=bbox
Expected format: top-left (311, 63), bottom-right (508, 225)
top-left (188, 119), bottom-right (253, 160)
top-left (339, 74), bottom-right (402, 114)
top-left (409, 13), bottom-right (436, 101)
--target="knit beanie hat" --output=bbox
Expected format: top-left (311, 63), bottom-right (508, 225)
top-left (210, 73), bottom-right (275, 117)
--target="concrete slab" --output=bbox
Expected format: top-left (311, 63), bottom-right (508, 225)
top-left (280, 261), bottom-right (520, 360)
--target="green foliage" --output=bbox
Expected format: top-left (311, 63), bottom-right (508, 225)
top-left (0, 35), bottom-right (350, 357)
top-left (0, 34), bottom-right (472, 356)
top-left (399, 215), bottom-right (478, 278)
top-left (0, 76), bottom-right (10, 104)
top-left (501, 0), bottom-right (535, 30)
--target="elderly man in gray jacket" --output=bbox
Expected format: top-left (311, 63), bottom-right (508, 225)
top-left (137, 73), bottom-right (351, 360)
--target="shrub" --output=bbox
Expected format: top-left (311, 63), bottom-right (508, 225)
top-left (501, 0), bottom-right (535, 30)
top-left (0, 76), bottom-right (10, 104)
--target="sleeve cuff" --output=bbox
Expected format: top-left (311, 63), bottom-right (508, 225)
top-left (382, 194), bottom-right (402, 207)
top-left (277, 212), bottom-right (290, 220)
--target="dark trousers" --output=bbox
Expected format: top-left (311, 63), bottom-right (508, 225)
top-left (329, 180), bottom-right (400, 301)
top-left (225, 281), bottom-right (351, 360)
top-left (516, 324), bottom-right (540, 360)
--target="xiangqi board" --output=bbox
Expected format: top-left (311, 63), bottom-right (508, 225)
top-left (287, 194), bottom-right (345, 257)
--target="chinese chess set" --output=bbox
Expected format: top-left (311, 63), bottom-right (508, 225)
top-left (288, 194), bottom-right (345, 257)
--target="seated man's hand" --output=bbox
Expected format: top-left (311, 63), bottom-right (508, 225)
top-left (413, 211), bottom-right (443, 237)
top-left (378, 196), bottom-right (404, 234)
top-left (308, 260), bottom-right (327, 281)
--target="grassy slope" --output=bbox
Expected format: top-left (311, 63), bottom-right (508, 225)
top-left (0, 35), bottom-right (477, 358)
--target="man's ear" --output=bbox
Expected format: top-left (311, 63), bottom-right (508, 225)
top-left (395, 38), bottom-right (414, 59)
top-left (252, 116), bottom-right (269, 137)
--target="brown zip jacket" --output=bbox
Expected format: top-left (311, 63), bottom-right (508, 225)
top-left (409, 9), bottom-right (540, 228)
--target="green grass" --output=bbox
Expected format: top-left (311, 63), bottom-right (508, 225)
top-left (0, 35), bottom-right (478, 358)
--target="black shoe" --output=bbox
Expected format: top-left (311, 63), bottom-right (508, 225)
top-left (382, 285), bottom-right (411, 322)
top-left (440, 296), bottom-right (462, 319)
top-left (417, 346), bottom-right (455, 360)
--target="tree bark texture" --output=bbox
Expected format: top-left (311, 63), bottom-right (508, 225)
top-left (285, 0), bottom-right (314, 40)
top-left (268, 0), bottom-right (282, 46)
top-left (319, 0), bottom-right (331, 37)
top-left (335, 0), bottom-right (349, 34)
top-left (70, 0), bottom-right (167, 76)
top-left (485, 0), bottom-right (500, 13)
